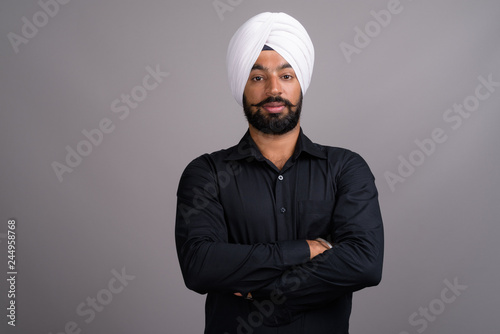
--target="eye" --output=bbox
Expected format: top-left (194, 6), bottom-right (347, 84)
top-left (282, 74), bottom-right (293, 80)
top-left (252, 76), bottom-right (264, 81)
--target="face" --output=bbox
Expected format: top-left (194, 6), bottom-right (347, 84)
top-left (243, 50), bottom-right (302, 135)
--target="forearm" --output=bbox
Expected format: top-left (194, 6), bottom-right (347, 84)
top-left (232, 238), bottom-right (330, 298)
top-left (249, 227), bottom-right (383, 325)
top-left (258, 227), bottom-right (383, 298)
top-left (176, 211), bottom-right (329, 296)
top-left (176, 228), bottom-right (310, 294)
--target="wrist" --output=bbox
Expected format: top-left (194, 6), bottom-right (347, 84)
top-left (315, 238), bottom-right (332, 249)
top-left (306, 239), bottom-right (329, 259)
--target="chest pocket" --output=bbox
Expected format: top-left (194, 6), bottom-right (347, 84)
top-left (297, 199), bottom-right (335, 239)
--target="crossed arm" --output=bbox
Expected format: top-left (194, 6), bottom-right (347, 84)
top-left (175, 153), bottom-right (383, 323)
top-left (234, 239), bottom-right (331, 299)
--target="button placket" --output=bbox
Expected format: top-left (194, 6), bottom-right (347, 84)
top-left (275, 172), bottom-right (287, 239)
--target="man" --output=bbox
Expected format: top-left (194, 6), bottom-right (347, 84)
top-left (175, 12), bottom-right (384, 334)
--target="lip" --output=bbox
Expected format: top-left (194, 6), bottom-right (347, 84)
top-left (263, 102), bottom-right (285, 113)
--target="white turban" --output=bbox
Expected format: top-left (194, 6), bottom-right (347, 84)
top-left (226, 12), bottom-right (315, 106)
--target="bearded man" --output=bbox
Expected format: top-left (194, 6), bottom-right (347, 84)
top-left (175, 12), bottom-right (384, 334)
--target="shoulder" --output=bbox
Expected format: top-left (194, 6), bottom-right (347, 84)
top-left (311, 139), bottom-right (368, 166)
top-left (301, 131), bottom-right (365, 165)
top-left (310, 140), bottom-right (374, 181)
top-left (183, 145), bottom-right (236, 171)
top-left (180, 143), bottom-right (241, 180)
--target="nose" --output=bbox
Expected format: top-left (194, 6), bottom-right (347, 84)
top-left (266, 75), bottom-right (282, 96)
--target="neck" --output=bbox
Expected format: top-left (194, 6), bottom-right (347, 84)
top-left (249, 123), bottom-right (300, 170)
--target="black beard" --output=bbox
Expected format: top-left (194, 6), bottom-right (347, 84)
top-left (243, 93), bottom-right (302, 135)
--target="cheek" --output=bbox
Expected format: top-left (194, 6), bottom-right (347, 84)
top-left (282, 79), bottom-right (301, 96)
top-left (244, 86), bottom-right (264, 104)
top-left (295, 87), bottom-right (302, 100)
top-left (288, 84), bottom-right (301, 103)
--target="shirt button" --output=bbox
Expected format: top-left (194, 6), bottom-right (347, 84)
top-left (278, 175), bottom-right (284, 181)
top-left (280, 207), bottom-right (286, 213)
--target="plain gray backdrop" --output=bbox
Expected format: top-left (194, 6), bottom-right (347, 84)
top-left (1, 0), bottom-right (499, 333)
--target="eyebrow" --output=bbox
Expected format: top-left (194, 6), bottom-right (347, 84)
top-left (251, 63), bottom-right (293, 71)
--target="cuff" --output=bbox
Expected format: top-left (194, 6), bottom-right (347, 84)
top-left (278, 240), bottom-right (310, 268)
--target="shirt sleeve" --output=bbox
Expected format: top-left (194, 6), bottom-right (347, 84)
top-left (251, 151), bottom-right (384, 326)
top-left (175, 154), bottom-right (311, 295)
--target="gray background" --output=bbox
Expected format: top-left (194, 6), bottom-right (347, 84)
top-left (1, 0), bottom-right (499, 333)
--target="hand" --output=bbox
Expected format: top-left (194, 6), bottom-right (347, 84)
top-left (306, 239), bottom-right (330, 259)
top-left (234, 292), bottom-right (253, 299)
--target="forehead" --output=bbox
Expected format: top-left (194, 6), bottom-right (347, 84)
top-left (251, 50), bottom-right (294, 71)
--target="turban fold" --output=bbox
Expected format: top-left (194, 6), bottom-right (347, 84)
top-left (226, 12), bottom-right (315, 106)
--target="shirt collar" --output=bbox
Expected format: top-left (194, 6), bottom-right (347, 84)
top-left (224, 128), bottom-right (327, 161)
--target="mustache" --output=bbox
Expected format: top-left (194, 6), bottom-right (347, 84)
top-left (251, 96), bottom-right (297, 108)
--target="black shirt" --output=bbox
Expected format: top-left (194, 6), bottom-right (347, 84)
top-left (175, 129), bottom-right (384, 334)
